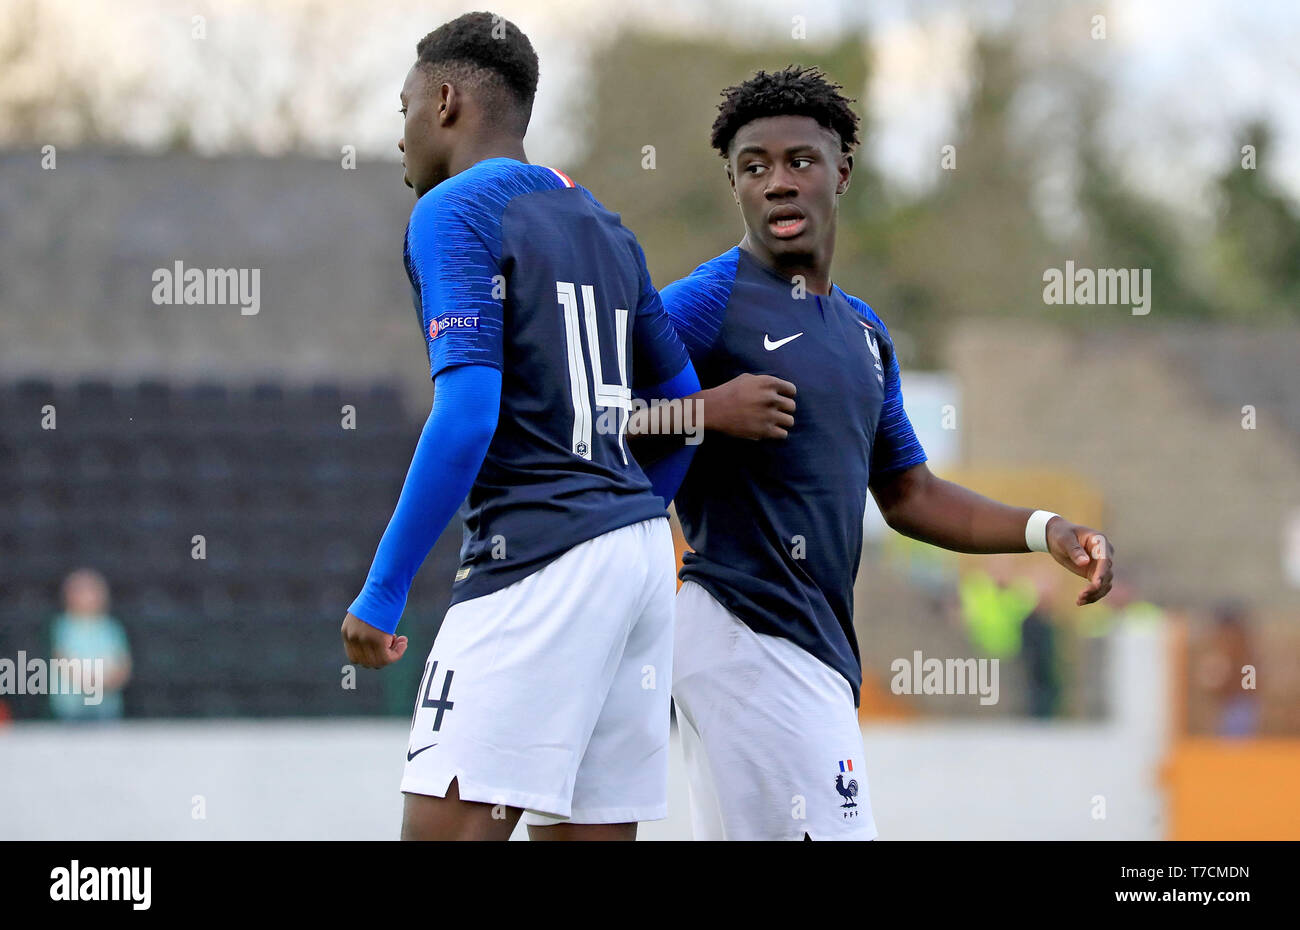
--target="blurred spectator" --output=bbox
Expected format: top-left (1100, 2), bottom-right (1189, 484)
top-left (958, 555), bottom-right (1036, 659)
top-left (959, 555), bottom-right (1061, 716)
top-left (1020, 564), bottom-right (1063, 719)
top-left (1196, 601), bottom-right (1259, 738)
top-left (1019, 605), bottom-right (1059, 718)
top-left (48, 569), bottom-right (132, 722)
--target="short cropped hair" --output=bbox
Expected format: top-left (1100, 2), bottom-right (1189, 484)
top-left (416, 12), bottom-right (539, 128)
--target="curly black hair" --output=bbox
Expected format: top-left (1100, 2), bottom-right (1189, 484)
top-left (710, 66), bottom-right (860, 159)
top-left (416, 12), bottom-right (539, 121)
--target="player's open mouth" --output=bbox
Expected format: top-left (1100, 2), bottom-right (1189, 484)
top-left (767, 208), bottom-right (807, 239)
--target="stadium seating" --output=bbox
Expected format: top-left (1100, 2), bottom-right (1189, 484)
top-left (0, 377), bottom-right (459, 718)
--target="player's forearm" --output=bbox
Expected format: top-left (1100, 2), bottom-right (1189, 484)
top-left (627, 390), bottom-right (707, 459)
top-left (629, 372), bottom-right (796, 455)
top-left (627, 362), bottom-right (704, 464)
top-left (349, 366), bottom-right (500, 634)
top-left (873, 464), bottom-right (1036, 553)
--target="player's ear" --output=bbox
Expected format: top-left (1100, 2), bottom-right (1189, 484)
top-left (725, 163), bottom-right (738, 204)
top-left (438, 82), bottom-right (459, 126)
top-left (837, 152), bottom-right (853, 196)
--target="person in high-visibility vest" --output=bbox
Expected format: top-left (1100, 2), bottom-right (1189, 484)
top-left (959, 568), bottom-right (1037, 659)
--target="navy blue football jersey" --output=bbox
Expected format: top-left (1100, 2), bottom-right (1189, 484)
top-left (662, 246), bottom-right (927, 703)
top-left (403, 157), bottom-right (690, 604)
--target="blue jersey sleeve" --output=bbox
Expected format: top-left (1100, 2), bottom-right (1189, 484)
top-left (404, 188), bottom-right (506, 378)
top-left (630, 243), bottom-right (691, 388)
top-left (634, 361), bottom-right (702, 504)
top-left (348, 364), bottom-right (501, 634)
top-left (868, 313), bottom-right (927, 477)
top-left (658, 248), bottom-right (737, 361)
top-left (843, 295), bottom-right (927, 478)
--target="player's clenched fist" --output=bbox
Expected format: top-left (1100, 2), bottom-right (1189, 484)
top-left (703, 373), bottom-right (797, 440)
top-left (341, 612), bottom-right (408, 669)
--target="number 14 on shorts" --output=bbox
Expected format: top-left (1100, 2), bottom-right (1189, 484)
top-left (411, 660), bottom-right (455, 732)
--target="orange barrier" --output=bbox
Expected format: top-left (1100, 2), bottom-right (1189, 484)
top-left (1162, 738), bottom-right (1300, 839)
top-left (1163, 612), bottom-right (1300, 838)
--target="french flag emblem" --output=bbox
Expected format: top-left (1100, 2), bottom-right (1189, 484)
top-left (838, 759), bottom-right (854, 773)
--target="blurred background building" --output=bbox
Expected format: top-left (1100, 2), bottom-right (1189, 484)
top-left (1, 0), bottom-right (1298, 839)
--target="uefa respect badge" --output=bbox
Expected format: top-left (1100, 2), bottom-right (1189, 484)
top-left (429, 311), bottom-right (480, 340)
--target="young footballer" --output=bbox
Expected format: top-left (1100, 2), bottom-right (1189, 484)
top-left (645, 66), bottom-right (1115, 840)
top-left (340, 13), bottom-right (705, 841)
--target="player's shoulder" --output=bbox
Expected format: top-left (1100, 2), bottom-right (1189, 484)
top-left (835, 286), bottom-right (894, 339)
top-left (661, 247), bottom-right (741, 313)
top-left (677, 246), bottom-right (742, 288)
top-left (563, 180), bottom-right (641, 250)
top-left (410, 158), bottom-right (570, 233)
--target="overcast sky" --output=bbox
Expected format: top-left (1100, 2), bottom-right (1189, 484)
top-left (4, 0), bottom-right (1296, 215)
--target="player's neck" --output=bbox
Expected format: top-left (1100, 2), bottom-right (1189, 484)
top-left (449, 137), bottom-right (529, 177)
top-left (739, 235), bottom-right (836, 297)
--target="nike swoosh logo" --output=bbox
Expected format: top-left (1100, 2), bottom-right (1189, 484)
top-left (406, 743), bottom-right (438, 761)
top-left (764, 332), bottom-right (804, 351)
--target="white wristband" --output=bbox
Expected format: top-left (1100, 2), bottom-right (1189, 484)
top-left (1025, 510), bottom-right (1058, 553)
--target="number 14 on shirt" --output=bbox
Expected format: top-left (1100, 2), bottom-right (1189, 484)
top-left (557, 280), bottom-right (632, 464)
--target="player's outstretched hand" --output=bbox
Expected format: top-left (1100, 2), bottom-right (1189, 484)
top-left (341, 612), bottom-right (408, 669)
top-left (703, 373), bottom-right (797, 440)
top-left (1045, 519), bottom-right (1114, 606)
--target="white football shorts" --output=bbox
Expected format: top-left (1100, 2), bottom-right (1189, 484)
top-left (671, 580), bottom-right (878, 840)
top-left (401, 516), bottom-right (676, 824)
